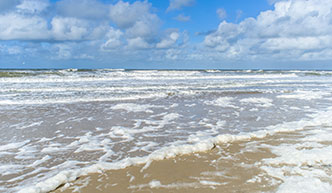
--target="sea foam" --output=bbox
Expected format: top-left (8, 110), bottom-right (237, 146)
top-left (17, 107), bottom-right (332, 193)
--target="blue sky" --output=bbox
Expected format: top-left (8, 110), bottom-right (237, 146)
top-left (0, 0), bottom-right (332, 69)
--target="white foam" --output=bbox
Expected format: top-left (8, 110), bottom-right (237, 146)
top-left (263, 143), bottom-right (332, 167)
top-left (129, 180), bottom-right (198, 189)
top-left (199, 180), bottom-right (223, 186)
top-left (111, 103), bottom-right (159, 113)
top-left (19, 121), bottom-right (43, 130)
top-left (301, 127), bottom-right (332, 142)
top-left (41, 143), bottom-right (68, 153)
top-left (15, 144), bottom-right (38, 159)
top-left (252, 109), bottom-right (332, 192)
top-left (201, 171), bottom-right (227, 177)
top-left (74, 133), bottom-right (110, 153)
top-left (18, 106), bottom-right (332, 193)
top-left (0, 93), bottom-right (168, 105)
top-left (162, 113), bottom-right (180, 122)
top-left (0, 140), bottom-right (30, 151)
top-left (277, 90), bottom-right (330, 100)
top-left (204, 97), bottom-right (237, 108)
top-left (277, 177), bottom-right (332, 193)
top-left (0, 164), bottom-right (25, 176)
top-left (30, 155), bottom-right (52, 168)
top-left (0, 73), bottom-right (298, 84)
top-left (240, 97), bottom-right (273, 107)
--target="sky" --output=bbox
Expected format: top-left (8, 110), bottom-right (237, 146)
top-left (0, 0), bottom-right (332, 69)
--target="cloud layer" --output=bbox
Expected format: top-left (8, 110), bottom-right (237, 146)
top-left (205, 0), bottom-right (332, 61)
top-left (1, 0), bottom-right (332, 67)
top-left (0, 0), bottom-right (185, 63)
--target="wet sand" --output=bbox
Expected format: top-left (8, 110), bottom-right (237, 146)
top-left (52, 131), bottom-right (309, 193)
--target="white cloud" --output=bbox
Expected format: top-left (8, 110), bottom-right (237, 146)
top-left (156, 32), bottom-right (179, 49)
top-left (109, 0), bottom-right (161, 48)
top-left (165, 48), bottom-right (181, 60)
top-left (56, 0), bottom-right (108, 20)
top-left (127, 37), bottom-right (151, 49)
top-left (0, 0), bottom-right (190, 64)
top-left (125, 19), bottom-right (159, 39)
top-left (174, 14), bottom-right (190, 22)
top-left (216, 8), bottom-right (226, 20)
top-left (109, 1), bottom-right (157, 29)
top-left (204, 0), bottom-right (332, 60)
top-left (51, 17), bottom-right (91, 41)
top-left (53, 44), bottom-right (72, 59)
top-left (0, 0), bottom-right (115, 42)
top-left (101, 27), bottom-right (123, 50)
top-left (0, 13), bottom-right (50, 40)
top-left (167, 0), bottom-right (195, 12)
top-left (0, 0), bottom-right (187, 63)
top-left (17, 0), bottom-right (50, 14)
top-left (0, 0), bottom-right (51, 41)
top-left (52, 43), bottom-right (94, 60)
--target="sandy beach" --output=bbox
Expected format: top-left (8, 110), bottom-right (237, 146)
top-left (54, 127), bottom-right (331, 193)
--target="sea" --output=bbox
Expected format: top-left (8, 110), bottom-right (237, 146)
top-left (0, 69), bottom-right (332, 193)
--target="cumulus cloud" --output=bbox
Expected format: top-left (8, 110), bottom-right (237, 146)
top-left (0, 0), bottom-right (111, 41)
top-left (51, 17), bottom-right (91, 41)
top-left (0, 0), bottom-right (52, 40)
top-left (101, 27), bottom-right (123, 50)
top-left (109, 1), bottom-right (159, 30)
top-left (127, 37), bottom-right (151, 49)
top-left (109, 0), bottom-right (162, 48)
top-left (167, 0), bottom-right (195, 12)
top-left (125, 19), bottom-right (160, 39)
top-left (156, 31), bottom-right (180, 48)
top-left (0, 13), bottom-right (50, 40)
top-left (216, 8), bottom-right (226, 20)
top-left (204, 0), bottom-right (332, 60)
top-left (174, 14), bottom-right (191, 22)
top-left (0, 0), bottom-right (189, 64)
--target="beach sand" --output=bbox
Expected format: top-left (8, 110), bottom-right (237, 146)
top-left (53, 131), bottom-right (307, 193)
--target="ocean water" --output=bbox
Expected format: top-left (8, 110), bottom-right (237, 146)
top-left (0, 69), bottom-right (332, 193)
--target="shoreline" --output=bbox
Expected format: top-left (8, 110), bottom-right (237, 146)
top-left (53, 131), bottom-right (294, 193)
top-left (52, 121), bottom-right (332, 193)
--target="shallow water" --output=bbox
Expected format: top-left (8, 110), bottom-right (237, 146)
top-left (0, 69), bottom-right (332, 192)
